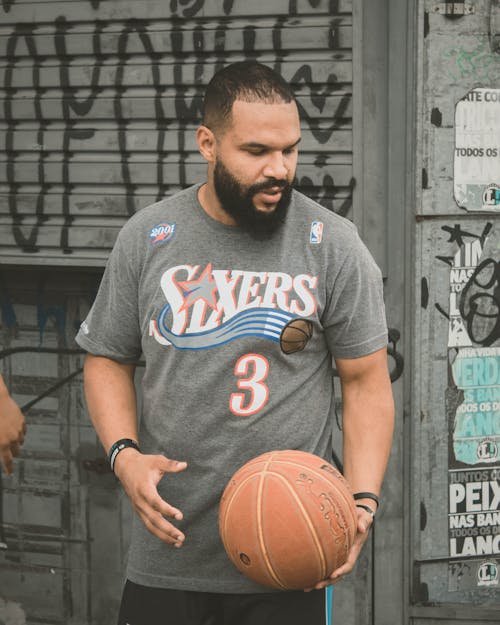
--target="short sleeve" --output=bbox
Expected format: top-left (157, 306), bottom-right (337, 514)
top-left (75, 226), bottom-right (142, 363)
top-left (323, 234), bottom-right (388, 359)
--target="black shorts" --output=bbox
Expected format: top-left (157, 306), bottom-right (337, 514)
top-left (118, 579), bottom-right (333, 625)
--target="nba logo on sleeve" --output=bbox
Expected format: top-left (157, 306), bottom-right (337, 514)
top-left (310, 221), bottom-right (323, 244)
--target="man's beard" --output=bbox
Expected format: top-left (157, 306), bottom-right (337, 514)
top-left (213, 159), bottom-right (292, 239)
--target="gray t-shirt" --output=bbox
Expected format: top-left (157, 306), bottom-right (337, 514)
top-left (75, 184), bottom-right (388, 593)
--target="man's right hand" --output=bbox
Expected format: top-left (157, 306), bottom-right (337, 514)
top-left (114, 449), bottom-right (187, 547)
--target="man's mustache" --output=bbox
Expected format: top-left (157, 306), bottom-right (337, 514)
top-left (248, 178), bottom-right (289, 195)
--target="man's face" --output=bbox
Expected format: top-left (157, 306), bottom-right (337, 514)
top-left (212, 99), bottom-right (301, 238)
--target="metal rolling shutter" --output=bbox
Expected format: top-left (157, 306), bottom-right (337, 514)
top-left (0, 0), bottom-right (354, 265)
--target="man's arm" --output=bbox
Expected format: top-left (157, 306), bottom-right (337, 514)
top-left (0, 374), bottom-right (26, 474)
top-left (84, 354), bottom-right (187, 547)
top-left (309, 347), bottom-right (395, 589)
top-left (339, 346), bottom-right (394, 508)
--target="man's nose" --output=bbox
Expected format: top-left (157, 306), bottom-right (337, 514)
top-left (263, 152), bottom-right (288, 181)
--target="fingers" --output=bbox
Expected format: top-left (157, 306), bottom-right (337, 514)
top-left (328, 555), bottom-right (357, 583)
top-left (305, 510), bottom-right (375, 592)
top-left (357, 514), bottom-right (373, 534)
top-left (10, 440), bottom-right (21, 458)
top-left (0, 395), bottom-right (26, 474)
top-left (157, 457), bottom-right (188, 475)
top-left (150, 456), bottom-right (187, 521)
top-left (304, 557), bottom-right (356, 592)
top-left (18, 422), bottom-right (26, 445)
top-left (0, 449), bottom-right (14, 475)
top-left (139, 505), bottom-right (186, 547)
top-left (0, 429), bottom-right (22, 473)
top-left (119, 453), bottom-right (188, 547)
top-left (133, 488), bottom-right (186, 547)
top-left (4, 432), bottom-right (24, 468)
top-left (143, 457), bottom-right (187, 543)
top-left (0, 427), bottom-right (24, 474)
top-left (151, 491), bottom-right (184, 521)
top-left (304, 553), bottom-right (357, 592)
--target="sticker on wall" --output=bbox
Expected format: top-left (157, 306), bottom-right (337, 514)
top-left (448, 558), bottom-right (500, 591)
top-left (443, 224), bottom-right (500, 576)
top-left (454, 88), bottom-right (500, 212)
top-left (447, 236), bottom-right (485, 348)
top-left (448, 465), bottom-right (500, 560)
top-left (448, 349), bottom-right (500, 565)
top-left (451, 348), bottom-right (500, 466)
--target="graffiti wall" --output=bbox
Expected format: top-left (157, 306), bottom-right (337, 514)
top-left (0, 0), bottom-right (355, 264)
top-left (415, 0), bottom-right (500, 614)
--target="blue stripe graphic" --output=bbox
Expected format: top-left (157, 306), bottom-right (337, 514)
top-left (156, 305), bottom-right (294, 350)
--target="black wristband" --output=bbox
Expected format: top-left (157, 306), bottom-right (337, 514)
top-left (356, 503), bottom-right (375, 517)
top-left (353, 491), bottom-right (379, 507)
top-left (109, 438), bottom-right (140, 473)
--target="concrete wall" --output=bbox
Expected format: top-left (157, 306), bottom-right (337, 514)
top-left (411, 0), bottom-right (500, 622)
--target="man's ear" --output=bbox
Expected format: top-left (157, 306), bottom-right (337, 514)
top-left (197, 125), bottom-right (217, 162)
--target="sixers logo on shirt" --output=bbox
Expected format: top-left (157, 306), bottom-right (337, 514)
top-left (149, 223), bottom-right (176, 246)
top-left (149, 263), bottom-right (318, 350)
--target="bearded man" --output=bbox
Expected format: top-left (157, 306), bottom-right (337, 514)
top-left (76, 61), bottom-right (394, 625)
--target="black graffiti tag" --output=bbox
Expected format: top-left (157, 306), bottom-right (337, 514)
top-left (459, 258), bottom-right (500, 347)
top-left (3, 5), bottom-right (354, 254)
top-left (434, 222), bottom-right (494, 322)
top-left (387, 327), bottom-right (404, 382)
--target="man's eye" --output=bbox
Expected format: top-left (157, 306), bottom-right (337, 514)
top-left (247, 149), bottom-right (265, 156)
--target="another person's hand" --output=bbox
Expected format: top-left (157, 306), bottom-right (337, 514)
top-left (0, 388), bottom-right (26, 474)
top-left (305, 505), bottom-right (374, 591)
top-left (114, 449), bottom-right (187, 547)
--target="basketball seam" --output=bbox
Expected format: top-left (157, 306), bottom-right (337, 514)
top-left (257, 455), bottom-right (288, 589)
top-left (267, 459), bottom-right (357, 528)
top-left (263, 458), bottom-right (358, 567)
top-left (279, 458), bottom-right (358, 529)
top-left (221, 460), bottom-right (288, 589)
top-left (261, 470), bottom-right (328, 582)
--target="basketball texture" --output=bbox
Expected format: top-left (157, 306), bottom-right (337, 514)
top-left (219, 450), bottom-right (357, 590)
top-left (279, 319), bottom-right (313, 354)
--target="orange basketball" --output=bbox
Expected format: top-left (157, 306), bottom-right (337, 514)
top-left (219, 450), bottom-right (357, 590)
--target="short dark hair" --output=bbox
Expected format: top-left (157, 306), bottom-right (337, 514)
top-left (202, 61), bottom-right (296, 134)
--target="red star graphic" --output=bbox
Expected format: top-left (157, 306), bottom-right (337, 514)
top-left (178, 263), bottom-right (218, 312)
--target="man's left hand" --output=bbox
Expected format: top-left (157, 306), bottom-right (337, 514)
top-left (304, 506), bottom-right (374, 591)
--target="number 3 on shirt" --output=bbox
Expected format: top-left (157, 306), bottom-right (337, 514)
top-left (230, 354), bottom-right (270, 417)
